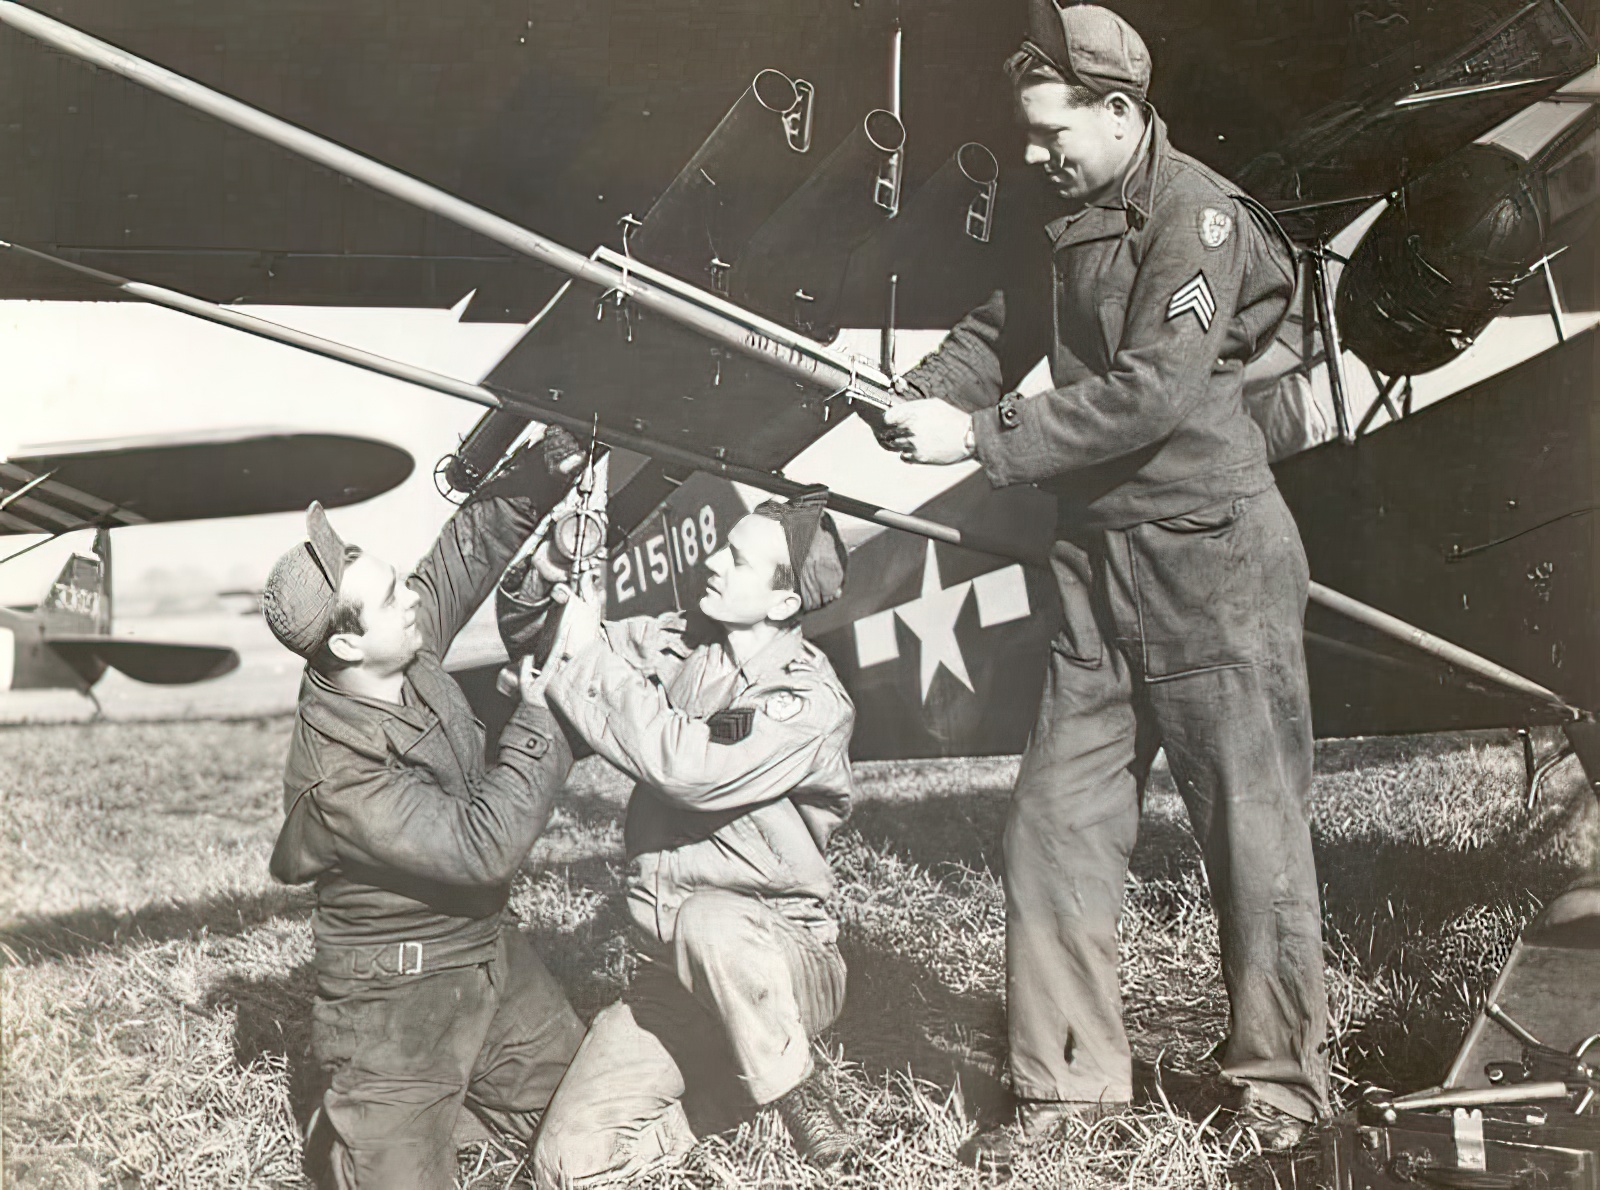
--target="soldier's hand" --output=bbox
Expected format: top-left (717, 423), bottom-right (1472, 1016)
top-left (860, 376), bottom-right (917, 451)
top-left (474, 428), bottom-right (584, 506)
top-left (514, 654), bottom-right (550, 708)
top-left (539, 426), bottom-right (585, 477)
top-left (531, 538), bottom-right (574, 588)
top-left (880, 399), bottom-right (976, 465)
top-left (554, 587), bottom-right (603, 655)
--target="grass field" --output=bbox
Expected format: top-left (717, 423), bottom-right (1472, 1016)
top-left (3, 717), bottom-right (1598, 1188)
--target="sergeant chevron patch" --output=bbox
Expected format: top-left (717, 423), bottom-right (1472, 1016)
top-left (1166, 272), bottom-right (1216, 332)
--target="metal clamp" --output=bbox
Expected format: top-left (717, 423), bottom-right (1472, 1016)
top-left (397, 941), bottom-right (424, 976)
top-left (959, 143), bottom-right (1000, 244)
top-left (782, 79), bottom-right (814, 153)
top-left (875, 153), bottom-right (902, 216)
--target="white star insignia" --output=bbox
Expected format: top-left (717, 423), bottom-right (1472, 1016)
top-left (852, 546), bottom-right (1032, 705)
top-left (894, 542), bottom-right (974, 701)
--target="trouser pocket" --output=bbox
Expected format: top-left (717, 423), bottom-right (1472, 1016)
top-left (1126, 491), bottom-right (1269, 680)
top-left (1047, 537), bottom-right (1103, 668)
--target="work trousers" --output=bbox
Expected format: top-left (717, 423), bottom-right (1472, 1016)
top-left (532, 890), bottom-right (847, 1188)
top-left (1008, 485), bottom-right (1329, 1121)
top-left (305, 929), bottom-right (586, 1190)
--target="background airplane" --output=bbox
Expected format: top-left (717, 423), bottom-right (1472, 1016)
top-left (1, 0), bottom-right (1597, 771)
top-left (0, 429), bottom-right (414, 707)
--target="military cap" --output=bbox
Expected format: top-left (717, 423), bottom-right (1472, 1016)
top-left (752, 486), bottom-right (848, 614)
top-left (1012, 1), bottom-right (1151, 101)
top-left (262, 502), bottom-right (352, 659)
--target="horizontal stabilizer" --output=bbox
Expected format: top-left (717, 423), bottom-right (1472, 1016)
top-left (42, 636), bottom-right (240, 685)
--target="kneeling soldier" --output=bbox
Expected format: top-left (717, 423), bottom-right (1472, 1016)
top-left (508, 489), bottom-right (860, 1184)
top-left (262, 431), bottom-right (588, 1189)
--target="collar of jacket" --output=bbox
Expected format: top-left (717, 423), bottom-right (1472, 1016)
top-left (721, 623), bottom-right (808, 689)
top-left (1046, 106), bottom-right (1166, 250)
top-left (298, 658), bottom-right (452, 762)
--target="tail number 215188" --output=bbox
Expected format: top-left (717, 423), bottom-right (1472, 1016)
top-left (612, 505), bottom-right (719, 604)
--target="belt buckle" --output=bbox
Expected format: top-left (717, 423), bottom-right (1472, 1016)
top-left (397, 941), bottom-right (424, 976)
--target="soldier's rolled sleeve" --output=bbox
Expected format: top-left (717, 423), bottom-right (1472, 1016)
top-left (544, 639), bottom-right (838, 814)
top-left (302, 702), bottom-right (572, 888)
top-left (974, 194), bottom-right (1247, 487)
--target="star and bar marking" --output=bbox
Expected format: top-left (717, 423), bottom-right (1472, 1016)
top-left (852, 542), bottom-right (1031, 703)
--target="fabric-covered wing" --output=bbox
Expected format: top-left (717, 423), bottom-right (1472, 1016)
top-left (0, 430), bottom-right (413, 537)
top-left (41, 636), bottom-right (240, 685)
top-left (1239, 0), bottom-right (1594, 239)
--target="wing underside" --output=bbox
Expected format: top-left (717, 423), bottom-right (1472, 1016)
top-left (41, 636), bottom-right (240, 685)
top-left (0, 431), bottom-right (414, 537)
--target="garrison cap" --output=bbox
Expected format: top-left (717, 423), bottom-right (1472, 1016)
top-left (1011, 1), bottom-right (1151, 101)
top-left (262, 502), bottom-right (352, 659)
top-left (752, 486), bottom-right (848, 614)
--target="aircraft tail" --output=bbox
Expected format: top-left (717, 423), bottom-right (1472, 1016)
top-left (39, 527), bottom-right (111, 636)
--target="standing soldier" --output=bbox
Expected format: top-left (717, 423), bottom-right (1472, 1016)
top-left (881, 0), bottom-right (1328, 1169)
top-left (261, 431), bottom-right (588, 1189)
top-left (506, 490), bottom-right (861, 1184)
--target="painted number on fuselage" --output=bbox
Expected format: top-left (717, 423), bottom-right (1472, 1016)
top-left (48, 582), bottom-right (102, 620)
top-left (612, 505), bottom-right (718, 605)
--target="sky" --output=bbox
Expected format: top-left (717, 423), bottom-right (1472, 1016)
top-left (0, 297), bottom-right (970, 609)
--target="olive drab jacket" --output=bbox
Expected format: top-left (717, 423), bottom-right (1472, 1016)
top-left (903, 110), bottom-right (1297, 533)
top-left (269, 491), bottom-right (573, 974)
top-left (543, 613), bottom-right (854, 948)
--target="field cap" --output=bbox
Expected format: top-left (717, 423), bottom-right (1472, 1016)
top-left (1014, 1), bottom-right (1151, 101)
top-left (262, 502), bottom-right (351, 658)
top-left (753, 486), bottom-right (847, 613)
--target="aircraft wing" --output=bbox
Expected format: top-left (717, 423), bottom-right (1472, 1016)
top-left (0, 430), bottom-right (413, 536)
top-left (40, 636), bottom-right (240, 685)
top-left (2, 0), bottom-right (1594, 323)
top-left (1235, 0), bottom-right (1594, 239)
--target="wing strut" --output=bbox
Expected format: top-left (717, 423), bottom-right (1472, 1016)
top-left (0, 239), bottom-right (1019, 562)
top-left (0, 2), bottom-right (900, 411)
top-left (3, 236), bottom-right (1580, 719)
top-left (1305, 243), bottom-right (1357, 445)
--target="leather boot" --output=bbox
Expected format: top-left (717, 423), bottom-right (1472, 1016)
top-left (773, 1070), bottom-right (861, 1168)
top-left (957, 1099), bottom-right (1128, 1176)
top-left (1232, 1088), bottom-right (1313, 1151)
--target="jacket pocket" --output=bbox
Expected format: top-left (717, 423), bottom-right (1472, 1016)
top-left (1128, 494), bottom-right (1263, 680)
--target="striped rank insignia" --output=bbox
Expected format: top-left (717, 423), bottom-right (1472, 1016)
top-left (707, 707), bottom-right (755, 744)
top-left (1166, 271), bottom-right (1216, 332)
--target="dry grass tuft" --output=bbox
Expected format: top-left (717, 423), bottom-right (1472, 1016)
top-left (3, 721), bottom-right (1597, 1187)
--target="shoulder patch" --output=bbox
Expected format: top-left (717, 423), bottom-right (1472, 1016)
top-left (1167, 271), bottom-right (1216, 332)
top-left (762, 690), bottom-right (806, 723)
top-left (1198, 206), bottom-right (1233, 249)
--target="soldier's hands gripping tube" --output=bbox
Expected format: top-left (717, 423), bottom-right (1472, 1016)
top-left (495, 585), bottom-right (602, 705)
top-left (497, 536), bottom-right (606, 662)
top-left (497, 521), bottom-right (606, 655)
top-left (498, 650), bottom-right (563, 709)
top-left (881, 398), bottom-right (977, 464)
top-left (497, 545), bottom-right (559, 660)
top-left (470, 426), bottom-right (586, 507)
top-left (858, 374), bottom-right (915, 452)
top-left (497, 654), bottom-right (541, 706)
